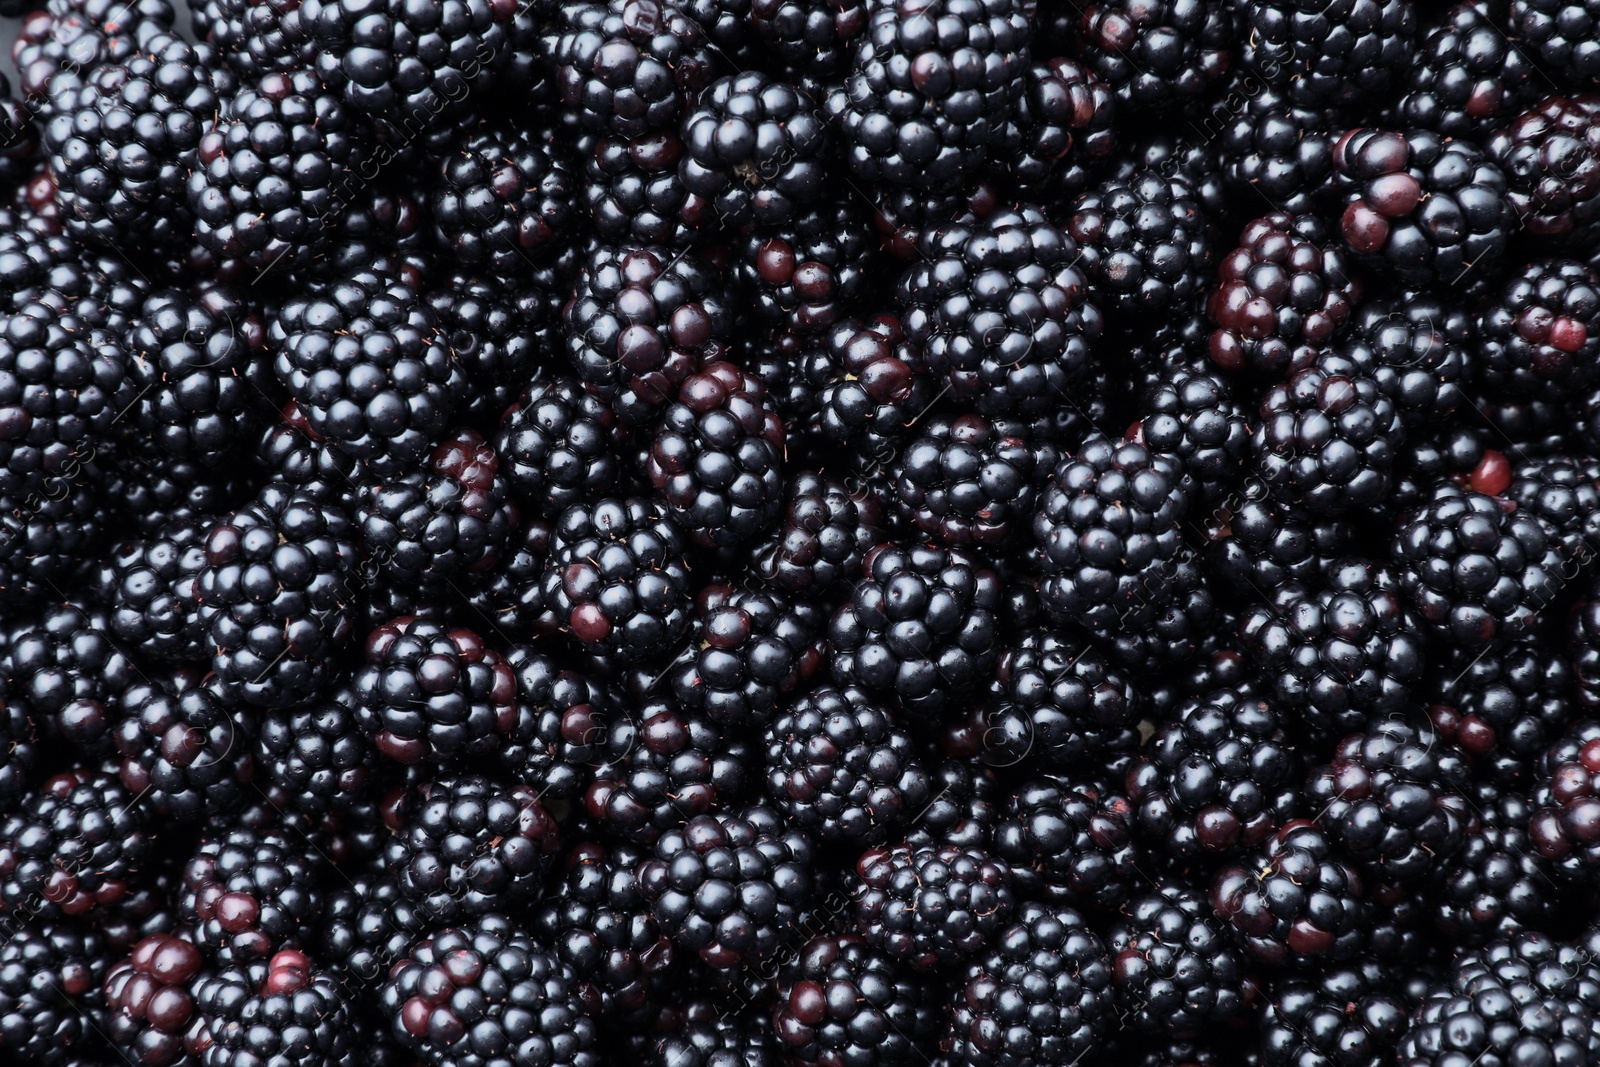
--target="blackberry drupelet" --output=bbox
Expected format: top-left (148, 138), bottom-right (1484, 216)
top-left (500, 645), bottom-right (608, 800)
top-left (1106, 886), bottom-right (1248, 1037)
top-left (257, 683), bottom-right (376, 816)
top-left (637, 804), bottom-right (815, 971)
top-left (1216, 82), bottom-right (1336, 215)
top-left (1260, 961), bottom-right (1408, 1067)
top-left (431, 118), bottom-right (577, 276)
top-left (827, 541), bottom-right (1002, 719)
top-left (1134, 365), bottom-right (1250, 508)
top-left (1392, 1), bottom-right (1542, 138)
top-left (114, 675), bottom-right (257, 822)
top-left (751, 470), bottom-right (883, 595)
top-left (0, 767), bottom-right (150, 918)
top-left (1211, 820), bottom-right (1370, 966)
top-left (1477, 258), bottom-right (1600, 401)
top-left (992, 774), bottom-right (1141, 911)
top-left (1076, 0), bottom-right (1235, 112)
top-left (0, 921), bottom-right (107, 1066)
top-left (555, 0), bottom-right (713, 140)
top-left (736, 201), bottom-right (879, 335)
top-left (891, 413), bottom-right (1058, 548)
top-left (194, 948), bottom-right (357, 1067)
top-left (669, 584), bottom-right (823, 729)
top-left (1238, 0), bottom-right (1417, 108)
top-left (850, 842), bottom-right (1014, 973)
top-left (680, 71), bottom-right (828, 229)
top-left (496, 377), bottom-right (628, 521)
top-left (1427, 791), bottom-right (1556, 945)
top-left (772, 933), bottom-right (940, 1067)
top-left (103, 932), bottom-right (204, 1067)
top-left (180, 823), bottom-right (325, 963)
top-left (982, 629), bottom-right (1141, 768)
top-left (1489, 94), bottom-right (1600, 247)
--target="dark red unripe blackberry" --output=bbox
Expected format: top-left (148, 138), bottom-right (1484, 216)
top-left (892, 413), bottom-right (1057, 548)
top-left (1135, 366), bottom-right (1251, 508)
top-left (383, 774), bottom-right (560, 922)
top-left (749, 0), bottom-right (866, 78)
top-left (751, 470), bottom-right (883, 595)
top-left (1392, 1), bottom-right (1542, 138)
top-left (1128, 690), bottom-right (1300, 862)
top-left (680, 72), bottom-right (828, 229)
top-left (540, 497), bottom-right (693, 665)
top-left (993, 774), bottom-right (1141, 911)
top-left (103, 932), bottom-right (205, 1067)
top-left (114, 675), bottom-right (256, 822)
top-left (773, 933), bottom-right (940, 1066)
top-left (1478, 259), bottom-right (1600, 401)
top-left (1239, 0), bottom-right (1417, 108)
top-left (585, 698), bottom-right (752, 845)
top-left (1216, 81), bottom-right (1336, 215)
top-left (850, 842), bottom-right (1014, 973)
top-left (499, 645), bottom-right (608, 800)
top-left (1261, 960), bottom-right (1408, 1067)
top-left (1391, 488), bottom-right (1565, 649)
top-left (555, 0), bottom-right (714, 140)
top-left (0, 767), bottom-right (151, 919)
top-left (382, 914), bottom-right (600, 1067)
top-left (496, 377), bottom-right (627, 521)
top-left (0, 920), bottom-right (108, 1066)
top-left (180, 823), bottom-right (324, 963)
top-left (637, 804), bottom-right (815, 971)
top-left (565, 244), bottom-right (734, 425)
top-left (810, 313), bottom-right (937, 461)
top-left (1206, 211), bottom-right (1361, 376)
top-left (828, 541), bottom-right (1002, 719)
top-left (668, 584), bottom-right (823, 729)
top-left (1107, 886), bottom-right (1248, 1037)
top-left (1076, 0), bottom-right (1234, 113)
top-left (6, 600), bottom-right (137, 755)
top-left (431, 118), bottom-right (576, 277)
top-left (900, 205), bottom-right (1103, 416)
top-left (983, 629), bottom-right (1142, 767)
top-left (1211, 820), bottom-right (1370, 966)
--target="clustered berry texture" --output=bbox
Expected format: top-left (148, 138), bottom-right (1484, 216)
top-left (13, 0), bottom-right (1600, 1064)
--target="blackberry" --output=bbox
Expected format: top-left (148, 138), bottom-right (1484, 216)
top-left (585, 698), bottom-right (752, 845)
top-left (1075, 0), bottom-right (1233, 113)
top-left (981, 629), bottom-right (1141, 768)
top-left (180, 823), bottom-right (325, 962)
top-left (42, 33), bottom-right (221, 251)
top-left (1431, 639), bottom-right (1576, 785)
top-left (0, 686), bottom-right (37, 808)
top-left (6, 600), bottom-right (137, 755)
top-left (940, 902), bottom-right (1111, 1066)
top-left (564, 245), bottom-right (734, 425)
top-left (1573, 582), bottom-right (1600, 712)
top-left (1334, 294), bottom-right (1473, 432)
top-left (1397, 933), bottom-right (1600, 1067)
top-left (735, 201), bottom-right (879, 335)
top-left (1206, 211), bottom-right (1361, 376)
top-left (270, 269), bottom-right (465, 476)
top-left (1490, 95), bottom-right (1600, 247)
top-left (668, 584), bottom-right (823, 729)
top-left (1427, 791), bottom-right (1556, 945)
top-left (828, 541), bottom-right (1002, 719)
top-left (748, 0), bottom-right (866, 79)
top-left (496, 377), bottom-right (628, 522)
top-left (992, 774), bottom-right (1141, 910)
top-left (1477, 259), bottom-right (1600, 401)
top-left (196, 484), bottom-right (360, 709)
top-left (197, 0), bottom-right (313, 77)
top-left (1505, 455), bottom-right (1600, 562)
top-left (431, 118), bottom-right (577, 276)
top-left (428, 269), bottom-right (557, 425)
top-left (555, 0), bottom-right (713, 140)
top-left (1134, 366), bottom-right (1250, 508)
top-left (0, 921), bottom-right (108, 1066)
top-left (1002, 57), bottom-right (1118, 198)
top-left (540, 497), bottom-right (693, 665)
top-left (826, 0), bottom-right (1031, 192)
top-left (1211, 820), bottom-right (1370, 966)
top-left (500, 645), bottom-right (608, 800)
top-left (1032, 433), bottom-right (1189, 638)
top-left (772, 933), bottom-right (940, 1066)
top-left (1331, 128), bottom-right (1512, 285)
top-left (1392, 1), bottom-right (1543, 138)
top-left (257, 683), bottom-right (376, 817)
top-left (103, 932), bottom-right (205, 1067)
top-left (808, 313), bottom-right (937, 461)
top-left (850, 842), bottom-right (1014, 973)
top-left (1092, 547), bottom-right (1221, 675)
top-left (318, 869), bottom-right (430, 992)
top-left (891, 413), bottom-right (1057, 548)
top-left (1238, 0), bottom-right (1417, 108)
top-left (646, 361), bottom-right (786, 549)
top-left (1510, 0), bottom-right (1600, 85)
top-left (0, 481), bottom-right (108, 604)
top-left (114, 675), bottom-right (257, 822)
top-left (577, 131), bottom-right (708, 249)
top-left (751, 471), bottom-right (882, 595)
top-left (899, 205), bottom-right (1103, 417)
top-left (680, 72), bottom-right (828, 230)
top-left (1528, 720), bottom-right (1600, 884)
top-left (638, 804), bottom-right (815, 971)
top-left (0, 79), bottom-right (39, 189)
top-left (12, 0), bottom-right (175, 104)
top-left (1390, 488), bottom-right (1565, 648)
top-left (1260, 960), bottom-right (1408, 1067)
top-left (0, 297), bottom-right (129, 501)
top-left (193, 948), bottom-right (357, 1067)
top-left (358, 428), bottom-right (518, 591)
top-left (384, 774), bottom-right (560, 922)
top-left (282, 180), bottom-right (438, 292)
top-left (1239, 560), bottom-right (1424, 736)
top-left (1128, 690), bottom-right (1300, 861)
top-left (1106, 886), bottom-right (1248, 1037)
top-left (188, 68), bottom-right (363, 274)
top-left (1214, 82), bottom-right (1336, 216)
top-left (0, 766), bottom-right (151, 920)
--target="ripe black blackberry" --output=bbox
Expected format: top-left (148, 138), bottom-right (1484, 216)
top-left (1331, 128), bottom-right (1512, 285)
top-left (193, 948), bottom-right (356, 1067)
top-left (637, 1002), bottom-right (778, 1067)
top-left (6, 600), bottom-right (137, 755)
top-left (555, 0), bottom-right (714, 141)
top-left (197, 0), bottom-right (312, 77)
top-left (539, 497), bottom-right (693, 665)
top-left (772, 933), bottom-right (940, 1066)
top-left (103, 932), bottom-right (205, 1067)
top-left (0, 686), bottom-right (37, 808)
top-left (180, 823), bottom-right (325, 963)
top-left (668, 584), bottom-right (823, 729)
top-left (850, 842), bottom-right (1014, 973)
top-left (981, 629), bottom-right (1140, 768)
top-left (808, 313), bottom-right (937, 462)
top-left (1489, 95), bottom-right (1600, 247)
top-left (637, 804), bottom-right (815, 971)
top-left (1070, 170), bottom-right (1213, 318)
top-left (564, 244), bottom-right (734, 425)
top-left (828, 541), bottom-right (1002, 719)
top-left (430, 266), bottom-right (562, 418)
top-left (113, 675), bottom-right (257, 822)
top-left (257, 683), bottom-right (376, 817)
top-left (1528, 720), bottom-right (1600, 885)
top-left (1002, 57), bottom-right (1117, 198)
top-left (1426, 790), bottom-right (1556, 945)
top-left (679, 72), bottom-right (828, 230)
top-left (751, 470), bottom-right (883, 595)
top-left (1398, 933), bottom-right (1600, 1067)
top-left (1477, 259), bottom-right (1600, 401)
top-left (1033, 433), bottom-right (1189, 638)
top-left (1337, 293), bottom-right (1473, 430)
top-left (384, 913), bottom-right (601, 1067)
top-left (1106, 886), bottom-right (1248, 1037)
top-left (890, 413), bottom-right (1057, 548)
top-left (431, 118), bottom-right (577, 276)
top-left (1390, 487), bottom-right (1565, 648)
top-left (899, 205), bottom-right (1103, 417)
top-left (1204, 493), bottom-right (1354, 596)
top-left (827, 0), bottom-right (1031, 192)
top-left (496, 377), bottom-right (627, 522)
top-left (749, 0), bottom-right (865, 79)
top-left (1391, 1), bottom-right (1542, 138)
top-left (1572, 582), bottom-right (1600, 712)
top-left (1216, 82), bottom-right (1336, 215)
top-left (271, 268), bottom-right (465, 476)
top-left (0, 921), bottom-right (107, 1066)
top-left (1075, 0), bottom-right (1234, 112)
top-left (383, 774), bottom-right (560, 922)
top-left (992, 774), bottom-right (1141, 911)
top-left (188, 68), bottom-right (363, 274)
top-left (1505, 455), bottom-right (1600, 562)
top-left (1430, 640), bottom-right (1576, 784)
top-left (736, 201), bottom-right (879, 336)
top-left (585, 698), bottom-right (752, 845)
top-left (1211, 820), bottom-right (1370, 966)
top-left (1238, 0), bottom-right (1417, 108)
top-left (1127, 690), bottom-right (1300, 861)
top-left (196, 484), bottom-right (360, 709)
top-left (1261, 960), bottom-right (1408, 1067)
top-left (1509, 0), bottom-right (1600, 86)
top-left (1134, 366), bottom-right (1250, 508)
top-left (0, 481), bottom-right (108, 604)
top-left (498, 645), bottom-right (608, 800)
top-left (1206, 211), bottom-right (1361, 376)
top-left (578, 131), bottom-right (710, 248)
